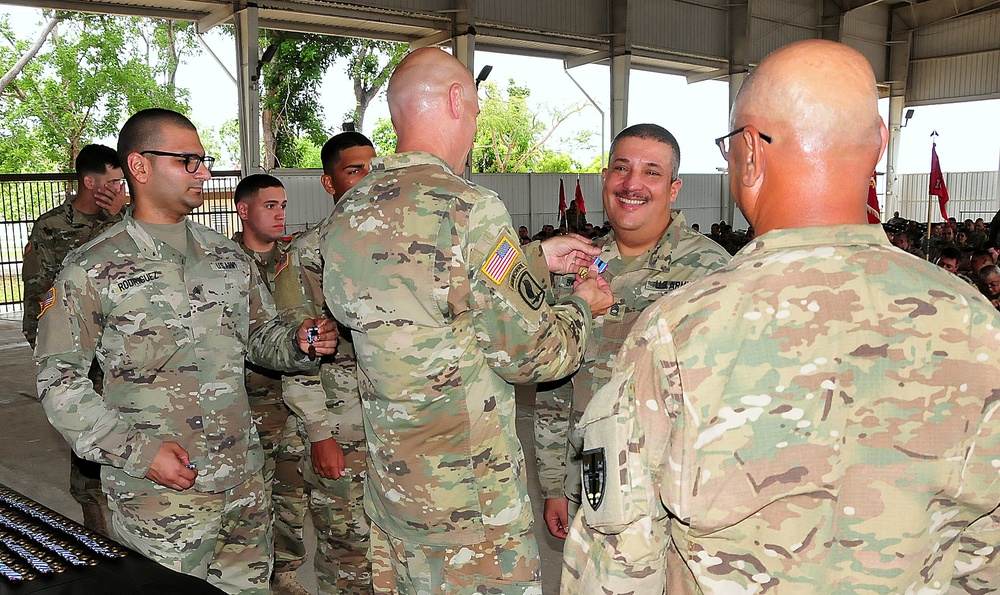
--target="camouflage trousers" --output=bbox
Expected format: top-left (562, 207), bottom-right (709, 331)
top-left (369, 517), bottom-right (542, 594)
top-left (299, 421), bottom-right (372, 594)
top-left (103, 468), bottom-right (272, 595)
top-left (69, 451), bottom-right (113, 537)
top-left (254, 401), bottom-right (308, 574)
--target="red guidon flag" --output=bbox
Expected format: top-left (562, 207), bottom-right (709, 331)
top-left (929, 142), bottom-right (950, 219)
top-left (558, 179), bottom-right (567, 222)
top-left (574, 179), bottom-right (586, 215)
top-left (866, 172), bottom-right (880, 224)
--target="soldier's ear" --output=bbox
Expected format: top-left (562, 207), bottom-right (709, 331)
top-left (127, 152), bottom-right (149, 185)
top-left (82, 174), bottom-right (98, 190)
top-left (236, 200), bottom-right (249, 221)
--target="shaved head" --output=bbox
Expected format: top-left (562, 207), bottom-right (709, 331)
top-left (733, 40), bottom-right (883, 157)
top-left (728, 40), bottom-right (889, 234)
top-left (387, 48), bottom-right (479, 171)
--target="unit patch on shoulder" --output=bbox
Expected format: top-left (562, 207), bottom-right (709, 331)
top-left (507, 262), bottom-right (544, 311)
top-left (582, 447), bottom-right (606, 511)
top-left (481, 236), bottom-right (520, 285)
top-left (273, 253), bottom-right (289, 280)
top-left (37, 287), bottom-right (55, 319)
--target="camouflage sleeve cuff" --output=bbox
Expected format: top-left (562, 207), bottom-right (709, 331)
top-left (121, 431), bottom-right (163, 479)
top-left (282, 373), bottom-right (335, 443)
top-left (558, 294), bottom-right (593, 322)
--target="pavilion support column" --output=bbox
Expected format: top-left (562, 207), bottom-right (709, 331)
top-left (725, 0), bottom-right (750, 223)
top-left (608, 0), bottom-right (632, 138)
top-left (884, 23), bottom-right (912, 217)
top-left (234, 6), bottom-right (262, 175)
top-left (451, 0), bottom-right (477, 177)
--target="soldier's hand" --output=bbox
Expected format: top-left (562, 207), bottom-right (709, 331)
top-left (572, 266), bottom-right (614, 316)
top-left (544, 497), bottom-right (570, 539)
top-left (296, 318), bottom-right (339, 357)
top-left (311, 437), bottom-right (345, 480)
top-left (145, 442), bottom-right (197, 491)
top-left (95, 178), bottom-right (127, 215)
top-left (540, 234), bottom-right (601, 274)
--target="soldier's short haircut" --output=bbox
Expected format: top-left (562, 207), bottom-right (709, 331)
top-left (937, 245), bottom-right (962, 262)
top-left (234, 173), bottom-right (284, 206)
top-left (321, 132), bottom-right (374, 176)
top-left (117, 108), bottom-right (197, 166)
top-left (978, 264), bottom-right (1000, 281)
top-left (609, 123), bottom-right (682, 180)
top-left (75, 144), bottom-right (120, 181)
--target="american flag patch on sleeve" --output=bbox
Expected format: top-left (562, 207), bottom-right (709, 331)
top-left (273, 253), bottom-right (289, 280)
top-left (481, 237), bottom-right (520, 285)
top-left (37, 287), bottom-right (55, 319)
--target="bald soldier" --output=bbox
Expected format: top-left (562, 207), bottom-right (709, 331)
top-left (315, 48), bottom-right (613, 593)
top-left (563, 40), bottom-right (1000, 593)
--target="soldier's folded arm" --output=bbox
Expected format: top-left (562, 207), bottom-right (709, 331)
top-left (35, 266), bottom-right (162, 479)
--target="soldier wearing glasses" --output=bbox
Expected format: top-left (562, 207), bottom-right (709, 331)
top-left (34, 108), bottom-right (339, 594)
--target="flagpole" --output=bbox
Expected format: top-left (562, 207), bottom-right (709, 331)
top-left (925, 130), bottom-right (937, 260)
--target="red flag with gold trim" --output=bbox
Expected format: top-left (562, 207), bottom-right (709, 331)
top-left (929, 142), bottom-right (949, 219)
top-left (866, 172), bottom-right (880, 224)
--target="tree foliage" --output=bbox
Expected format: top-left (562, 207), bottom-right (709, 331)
top-left (0, 11), bottom-right (194, 176)
top-left (259, 33), bottom-right (405, 168)
top-left (472, 80), bottom-right (588, 173)
top-left (371, 79), bottom-right (591, 174)
top-left (260, 31), bottom-right (343, 169)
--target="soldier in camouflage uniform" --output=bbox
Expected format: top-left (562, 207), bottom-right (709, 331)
top-left (272, 132), bottom-right (377, 594)
top-left (34, 109), bottom-right (339, 595)
top-left (231, 174), bottom-right (310, 594)
top-left (532, 124), bottom-right (730, 539)
top-left (563, 40), bottom-right (1000, 594)
top-left (22, 143), bottom-right (127, 537)
top-left (315, 48), bottom-right (614, 593)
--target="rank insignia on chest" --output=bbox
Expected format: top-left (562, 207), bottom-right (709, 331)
top-left (482, 237), bottom-right (519, 284)
top-left (582, 447), bottom-right (606, 510)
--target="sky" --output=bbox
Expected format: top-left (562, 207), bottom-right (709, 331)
top-left (5, 5), bottom-right (1000, 175)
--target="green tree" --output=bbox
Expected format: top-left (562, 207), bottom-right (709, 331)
top-left (371, 117), bottom-right (396, 156)
top-left (259, 34), bottom-right (405, 168)
top-left (0, 11), bottom-right (192, 176)
top-left (260, 31), bottom-right (342, 169)
top-left (472, 80), bottom-right (587, 173)
top-left (342, 39), bottom-right (406, 131)
top-left (370, 81), bottom-right (590, 174)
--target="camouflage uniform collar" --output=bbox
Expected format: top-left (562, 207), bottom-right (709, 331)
top-left (735, 224), bottom-right (892, 261)
top-left (601, 210), bottom-right (686, 273)
top-left (231, 231), bottom-right (288, 268)
top-left (123, 214), bottom-right (209, 261)
top-left (372, 151), bottom-right (453, 173)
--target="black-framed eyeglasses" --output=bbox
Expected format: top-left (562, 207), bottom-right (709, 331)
top-left (714, 126), bottom-right (773, 161)
top-left (140, 150), bottom-right (215, 174)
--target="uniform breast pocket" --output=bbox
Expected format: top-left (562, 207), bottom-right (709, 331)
top-left (102, 285), bottom-right (185, 374)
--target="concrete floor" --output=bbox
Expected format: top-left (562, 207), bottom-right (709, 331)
top-left (0, 315), bottom-right (565, 594)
